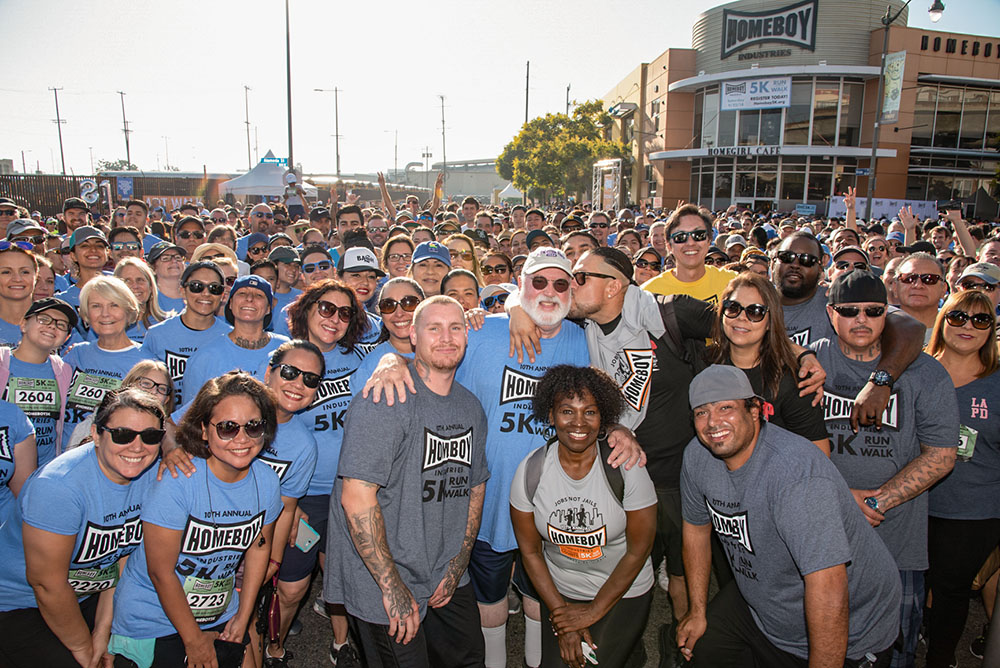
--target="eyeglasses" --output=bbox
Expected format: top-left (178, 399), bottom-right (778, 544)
top-left (530, 275), bottom-right (570, 292)
top-left (177, 230), bottom-right (205, 240)
top-left (589, 222), bottom-right (609, 229)
top-left (252, 212), bottom-right (274, 219)
top-left (158, 253), bottom-right (185, 263)
top-left (572, 271), bottom-right (616, 286)
top-left (634, 258), bottom-right (661, 271)
top-left (210, 419), bottom-right (267, 441)
top-left (0, 241), bottom-right (33, 252)
top-left (114, 212), bottom-right (125, 217)
top-left (112, 242), bottom-right (141, 251)
top-left (0, 209), bottom-right (18, 216)
top-left (97, 425), bottom-right (165, 445)
top-left (378, 295), bottom-right (421, 315)
top-left (835, 260), bottom-right (870, 272)
top-left (211, 217), bottom-right (228, 224)
top-left (562, 225), bottom-right (583, 232)
top-left (670, 229), bottom-right (709, 244)
top-left (897, 272), bottom-right (943, 286)
top-left (223, 276), bottom-right (236, 286)
top-left (367, 226), bottom-right (388, 234)
top-left (482, 293), bottom-right (509, 309)
top-left (386, 253), bottom-right (412, 263)
top-left (31, 312), bottom-right (71, 332)
top-left (722, 300), bottom-right (769, 323)
top-left (184, 280), bottom-right (225, 296)
top-left (316, 300), bottom-right (356, 322)
top-left (704, 256), bottom-right (728, 266)
top-left (134, 376), bottom-right (171, 397)
top-left (449, 250), bottom-right (474, 261)
top-left (944, 309), bottom-right (993, 330)
top-left (481, 264), bottom-right (510, 275)
top-left (302, 261), bottom-right (332, 274)
top-left (830, 305), bottom-right (887, 318)
top-left (775, 251), bottom-right (820, 268)
top-left (12, 235), bottom-right (45, 246)
top-left (272, 363), bottom-right (321, 388)
top-left (248, 246), bottom-right (267, 256)
top-left (959, 280), bottom-right (996, 293)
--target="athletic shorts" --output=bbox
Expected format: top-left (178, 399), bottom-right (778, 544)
top-left (278, 493), bottom-right (329, 582)
top-left (467, 539), bottom-right (537, 605)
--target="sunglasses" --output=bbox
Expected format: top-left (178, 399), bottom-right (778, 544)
top-left (0, 241), bottom-right (33, 252)
top-left (31, 312), bottom-right (71, 332)
top-left (302, 261), bottom-right (332, 274)
top-left (835, 261), bottom-right (869, 271)
top-left (158, 253), bottom-right (185, 263)
top-left (482, 293), bottom-right (509, 309)
top-left (897, 272), bottom-right (943, 286)
top-left (248, 245), bottom-right (267, 256)
top-left (722, 300), bottom-right (769, 322)
top-left (13, 235), bottom-right (45, 246)
top-left (945, 309), bottom-right (993, 330)
top-left (776, 251), bottom-right (820, 267)
top-left (177, 230), bottom-right (205, 240)
top-left (378, 295), bottom-right (421, 315)
top-left (210, 418), bottom-right (267, 441)
top-left (589, 222), bottom-right (609, 229)
top-left (223, 275), bottom-right (236, 286)
top-left (316, 300), bottom-right (356, 322)
top-left (481, 264), bottom-right (510, 275)
top-left (135, 376), bottom-right (171, 397)
top-left (634, 258), bottom-right (661, 271)
top-left (273, 363), bottom-right (321, 388)
top-left (573, 271), bottom-right (616, 286)
top-left (830, 305), bottom-right (886, 318)
top-left (704, 256), bottom-right (728, 266)
top-left (97, 425), bottom-right (165, 445)
top-left (252, 212), bottom-right (274, 219)
top-left (0, 209), bottom-right (18, 216)
top-left (959, 280), bottom-right (996, 293)
top-left (867, 245), bottom-right (888, 253)
top-left (367, 226), bottom-right (388, 234)
top-left (530, 275), bottom-right (570, 292)
top-left (670, 229), bottom-right (709, 244)
top-left (112, 241), bottom-right (141, 251)
top-left (562, 225), bottom-right (583, 232)
top-left (184, 280), bottom-right (225, 295)
top-left (449, 250), bottom-right (474, 261)
top-left (386, 252), bottom-right (412, 263)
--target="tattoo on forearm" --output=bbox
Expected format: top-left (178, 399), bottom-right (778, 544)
top-left (442, 485), bottom-right (484, 591)
top-left (346, 503), bottom-right (410, 612)
top-left (879, 446), bottom-right (954, 510)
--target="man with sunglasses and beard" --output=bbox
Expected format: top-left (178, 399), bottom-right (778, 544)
top-left (894, 253), bottom-right (948, 341)
top-left (810, 270), bottom-right (958, 668)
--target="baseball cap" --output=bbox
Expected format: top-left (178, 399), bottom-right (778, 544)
top-left (521, 247), bottom-right (572, 277)
top-left (832, 246), bottom-right (870, 263)
top-left (268, 246), bottom-right (300, 264)
top-left (725, 234), bottom-right (747, 250)
top-left (68, 226), bottom-right (108, 250)
top-left (246, 232), bottom-right (268, 249)
top-left (898, 240), bottom-right (936, 254)
top-left (480, 283), bottom-right (515, 299)
top-left (525, 229), bottom-right (552, 249)
top-left (6, 219), bottom-right (47, 239)
top-left (175, 215), bottom-right (205, 229)
top-left (412, 241), bottom-right (451, 267)
top-left (689, 365), bottom-right (761, 409)
top-left (706, 245), bottom-right (728, 261)
top-left (147, 240), bottom-right (187, 264)
top-left (268, 233), bottom-right (293, 248)
top-left (224, 275), bottom-right (274, 327)
top-left (827, 270), bottom-right (887, 305)
top-left (309, 206), bottom-right (331, 222)
top-left (24, 297), bottom-right (78, 330)
top-left (338, 247), bottom-right (385, 277)
top-left (181, 260), bottom-right (225, 284)
top-left (0, 197), bottom-right (16, 208)
top-left (433, 221), bottom-right (461, 236)
top-left (886, 231), bottom-right (905, 244)
top-left (959, 262), bottom-right (1000, 285)
top-left (62, 197), bottom-right (89, 213)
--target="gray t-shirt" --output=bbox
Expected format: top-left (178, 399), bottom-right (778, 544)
top-left (509, 443), bottom-right (657, 600)
top-left (782, 287), bottom-right (834, 347)
top-left (681, 423), bottom-right (901, 660)
top-left (324, 370), bottom-right (490, 624)
top-left (810, 339), bottom-right (959, 570)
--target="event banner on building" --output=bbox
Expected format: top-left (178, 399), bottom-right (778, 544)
top-left (880, 51), bottom-right (906, 125)
top-left (721, 77), bottom-right (791, 110)
top-left (828, 197), bottom-right (936, 221)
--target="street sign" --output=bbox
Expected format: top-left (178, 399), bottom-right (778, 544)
top-left (856, 167), bottom-right (871, 176)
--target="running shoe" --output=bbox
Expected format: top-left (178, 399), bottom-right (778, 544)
top-left (330, 642), bottom-right (361, 667)
top-left (313, 596), bottom-right (330, 618)
top-left (264, 648), bottom-right (293, 666)
top-left (971, 622), bottom-right (988, 659)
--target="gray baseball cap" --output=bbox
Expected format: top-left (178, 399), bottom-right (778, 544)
top-left (689, 365), bottom-right (760, 409)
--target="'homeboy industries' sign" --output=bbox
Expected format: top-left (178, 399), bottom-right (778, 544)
top-left (721, 0), bottom-right (818, 60)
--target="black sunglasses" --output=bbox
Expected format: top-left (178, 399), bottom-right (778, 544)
top-left (177, 230), bottom-right (205, 240)
top-left (573, 271), bottom-right (616, 286)
top-left (184, 280), bottom-right (225, 296)
top-left (959, 280), bottom-right (996, 293)
top-left (482, 293), bottom-right (510, 309)
top-left (481, 264), bottom-right (510, 275)
top-left (589, 222), bottom-right (609, 229)
top-left (316, 300), bottom-right (356, 322)
top-left (13, 235), bottom-right (45, 246)
top-left (210, 419), bottom-right (267, 441)
top-left (378, 295), bottom-right (421, 315)
top-left (252, 212), bottom-right (274, 219)
top-left (722, 300), bottom-right (769, 323)
top-left (248, 246), bottom-right (267, 256)
top-left (897, 273), bottom-right (942, 286)
top-left (634, 258), bottom-right (661, 271)
top-left (776, 251), bottom-right (819, 267)
top-left (704, 256), bottom-right (728, 266)
top-left (670, 229), bottom-right (709, 244)
top-left (530, 276), bottom-right (570, 293)
top-left (830, 305), bottom-right (886, 318)
top-left (944, 310), bottom-right (993, 330)
top-left (224, 276), bottom-right (236, 286)
top-left (273, 363), bottom-right (321, 388)
top-left (97, 425), bottom-right (165, 445)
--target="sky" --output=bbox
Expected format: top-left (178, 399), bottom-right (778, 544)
top-left (1, 0), bottom-right (994, 177)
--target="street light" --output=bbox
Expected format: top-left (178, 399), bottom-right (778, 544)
top-left (864, 0), bottom-right (945, 220)
top-left (314, 88), bottom-right (341, 180)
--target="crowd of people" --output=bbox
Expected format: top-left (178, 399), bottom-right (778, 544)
top-left (0, 181), bottom-right (997, 668)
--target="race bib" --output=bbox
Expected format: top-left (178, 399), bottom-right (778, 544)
top-left (183, 574), bottom-right (234, 624)
top-left (68, 373), bottom-right (120, 410)
top-left (68, 561), bottom-right (120, 595)
top-left (958, 424), bottom-right (979, 462)
top-left (6, 377), bottom-right (60, 418)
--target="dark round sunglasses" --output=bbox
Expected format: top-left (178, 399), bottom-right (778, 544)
top-left (316, 300), bottom-right (356, 323)
top-left (722, 300), bottom-right (769, 323)
top-left (184, 280), bottom-right (225, 296)
top-left (272, 363), bottom-right (321, 388)
top-left (210, 419), bottom-right (267, 441)
top-left (944, 310), bottom-right (993, 330)
top-left (378, 295), bottom-right (421, 315)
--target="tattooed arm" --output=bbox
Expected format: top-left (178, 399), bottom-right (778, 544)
top-left (341, 478), bottom-right (420, 644)
top-left (870, 444), bottom-right (955, 513)
top-left (428, 482), bottom-right (485, 609)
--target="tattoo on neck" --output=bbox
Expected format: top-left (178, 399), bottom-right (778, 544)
top-left (233, 334), bottom-right (269, 350)
top-left (414, 358), bottom-right (430, 381)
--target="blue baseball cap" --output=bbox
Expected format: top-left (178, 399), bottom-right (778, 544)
top-left (886, 231), bottom-right (905, 244)
top-left (412, 241), bottom-right (451, 267)
top-left (224, 274), bottom-right (274, 328)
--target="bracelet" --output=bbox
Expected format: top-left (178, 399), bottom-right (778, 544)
top-left (796, 349), bottom-right (816, 365)
top-left (269, 559), bottom-right (282, 569)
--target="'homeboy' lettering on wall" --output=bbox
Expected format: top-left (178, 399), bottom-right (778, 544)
top-left (721, 0), bottom-right (818, 60)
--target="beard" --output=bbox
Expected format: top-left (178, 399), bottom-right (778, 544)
top-left (523, 292), bottom-right (571, 328)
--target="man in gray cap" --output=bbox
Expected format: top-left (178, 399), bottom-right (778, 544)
top-left (61, 197), bottom-right (91, 233)
top-left (5, 219), bottom-right (48, 253)
top-left (677, 364), bottom-right (901, 668)
top-left (957, 261), bottom-right (1000, 310)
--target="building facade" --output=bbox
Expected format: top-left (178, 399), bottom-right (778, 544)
top-left (604, 0), bottom-right (1000, 216)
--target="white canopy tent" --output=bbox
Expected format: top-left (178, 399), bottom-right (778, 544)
top-left (218, 150), bottom-right (318, 198)
top-left (499, 182), bottom-right (523, 200)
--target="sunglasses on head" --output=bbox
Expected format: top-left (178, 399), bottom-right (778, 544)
top-left (210, 419), bottom-right (267, 441)
top-left (897, 272), bottom-right (942, 286)
top-left (302, 261), bottom-right (332, 274)
top-left (184, 280), bottom-right (225, 296)
top-left (835, 260), bottom-right (869, 271)
top-left (481, 264), bottom-right (509, 275)
top-left (530, 275), bottom-right (570, 292)
top-left (670, 229), bottom-right (709, 244)
top-left (722, 299), bottom-right (769, 322)
top-left (272, 363), bottom-right (321, 388)
top-left (945, 309), bottom-right (993, 330)
top-left (112, 241), bottom-right (140, 251)
top-left (316, 300), bottom-right (356, 322)
top-left (634, 258), bottom-right (661, 271)
top-left (177, 230), bottom-right (205, 240)
top-left (97, 425), bottom-right (165, 445)
top-left (378, 295), bottom-right (421, 315)
top-left (831, 304), bottom-right (886, 318)
top-left (959, 280), bottom-right (996, 293)
top-left (482, 293), bottom-right (510, 309)
top-left (776, 251), bottom-right (820, 267)
top-left (0, 241), bottom-right (33, 252)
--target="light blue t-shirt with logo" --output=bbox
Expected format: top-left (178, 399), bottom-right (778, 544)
top-left (181, 333), bottom-right (288, 406)
top-left (0, 317), bottom-right (21, 349)
top-left (141, 314), bottom-right (231, 407)
top-left (261, 414), bottom-right (318, 499)
top-left (3, 357), bottom-right (59, 467)
top-left (0, 401), bottom-right (34, 523)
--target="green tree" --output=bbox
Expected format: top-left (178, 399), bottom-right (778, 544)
top-left (497, 99), bottom-right (629, 202)
top-left (96, 159), bottom-right (138, 172)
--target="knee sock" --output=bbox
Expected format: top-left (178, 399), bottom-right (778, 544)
top-left (482, 623), bottom-right (506, 668)
top-left (524, 614), bottom-right (541, 668)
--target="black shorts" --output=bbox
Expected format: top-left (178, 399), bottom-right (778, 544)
top-left (655, 487), bottom-right (685, 577)
top-left (467, 540), bottom-right (537, 605)
top-left (0, 595), bottom-right (97, 668)
top-left (278, 493), bottom-right (329, 582)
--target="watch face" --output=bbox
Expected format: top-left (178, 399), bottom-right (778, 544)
top-left (871, 370), bottom-right (892, 386)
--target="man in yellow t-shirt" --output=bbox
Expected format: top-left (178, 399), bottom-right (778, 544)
top-left (641, 203), bottom-right (737, 305)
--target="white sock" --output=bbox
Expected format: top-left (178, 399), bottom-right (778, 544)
top-left (524, 615), bottom-right (542, 668)
top-left (482, 623), bottom-right (507, 668)
top-left (332, 639), bottom-right (348, 651)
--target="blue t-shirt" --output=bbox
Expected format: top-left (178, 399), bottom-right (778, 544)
top-left (456, 315), bottom-right (588, 551)
top-left (111, 460), bottom-right (281, 638)
top-left (156, 292), bottom-right (186, 315)
top-left (61, 342), bottom-right (150, 456)
top-left (349, 341), bottom-right (415, 395)
top-left (3, 357), bottom-right (59, 467)
top-left (181, 333), bottom-right (288, 406)
top-left (125, 320), bottom-right (150, 345)
top-left (261, 414), bottom-right (318, 499)
top-left (54, 273), bottom-right (70, 294)
top-left (271, 289), bottom-right (302, 322)
top-left (56, 284), bottom-right (82, 308)
top-left (0, 401), bottom-right (34, 523)
top-left (141, 314), bottom-right (231, 407)
top-left (0, 317), bottom-right (22, 349)
top-left (0, 444), bottom-right (154, 611)
top-left (142, 235), bottom-right (163, 254)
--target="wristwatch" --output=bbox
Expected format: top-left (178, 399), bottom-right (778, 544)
top-left (869, 370), bottom-right (894, 388)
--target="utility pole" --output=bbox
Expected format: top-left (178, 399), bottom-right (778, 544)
top-left (162, 136), bottom-right (170, 170)
top-left (49, 87), bottom-right (66, 174)
top-left (116, 91), bottom-right (132, 167)
top-left (422, 147), bottom-right (432, 189)
top-left (566, 84), bottom-right (571, 116)
top-left (439, 95), bottom-right (447, 197)
top-left (88, 147), bottom-right (94, 174)
top-left (243, 85), bottom-right (252, 169)
top-left (314, 88), bottom-right (342, 180)
top-left (284, 0), bottom-right (294, 169)
top-left (393, 129), bottom-right (398, 180)
top-left (524, 61), bottom-right (530, 125)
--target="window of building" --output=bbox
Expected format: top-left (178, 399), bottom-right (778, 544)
top-left (812, 80), bottom-right (840, 147)
top-left (739, 110), bottom-right (760, 145)
top-left (715, 159), bottom-right (734, 201)
top-left (833, 159), bottom-right (857, 196)
top-left (987, 91), bottom-right (1000, 151)
top-left (756, 157), bottom-right (778, 198)
top-left (907, 175), bottom-right (928, 200)
top-left (651, 100), bottom-right (662, 133)
top-left (645, 164), bottom-right (658, 198)
top-left (959, 89), bottom-right (989, 150)
top-left (807, 161), bottom-right (832, 201)
top-left (784, 81), bottom-right (812, 145)
top-left (839, 82), bottom-right (864, 147)
top-left (736, 156), bottom-right (756, 197)
top-left (911, 85), bottom-right (937, 147)
top-left (760, 108), bottom-right (782, 145)
top-left (934, 86), bottom-right (963, 148)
